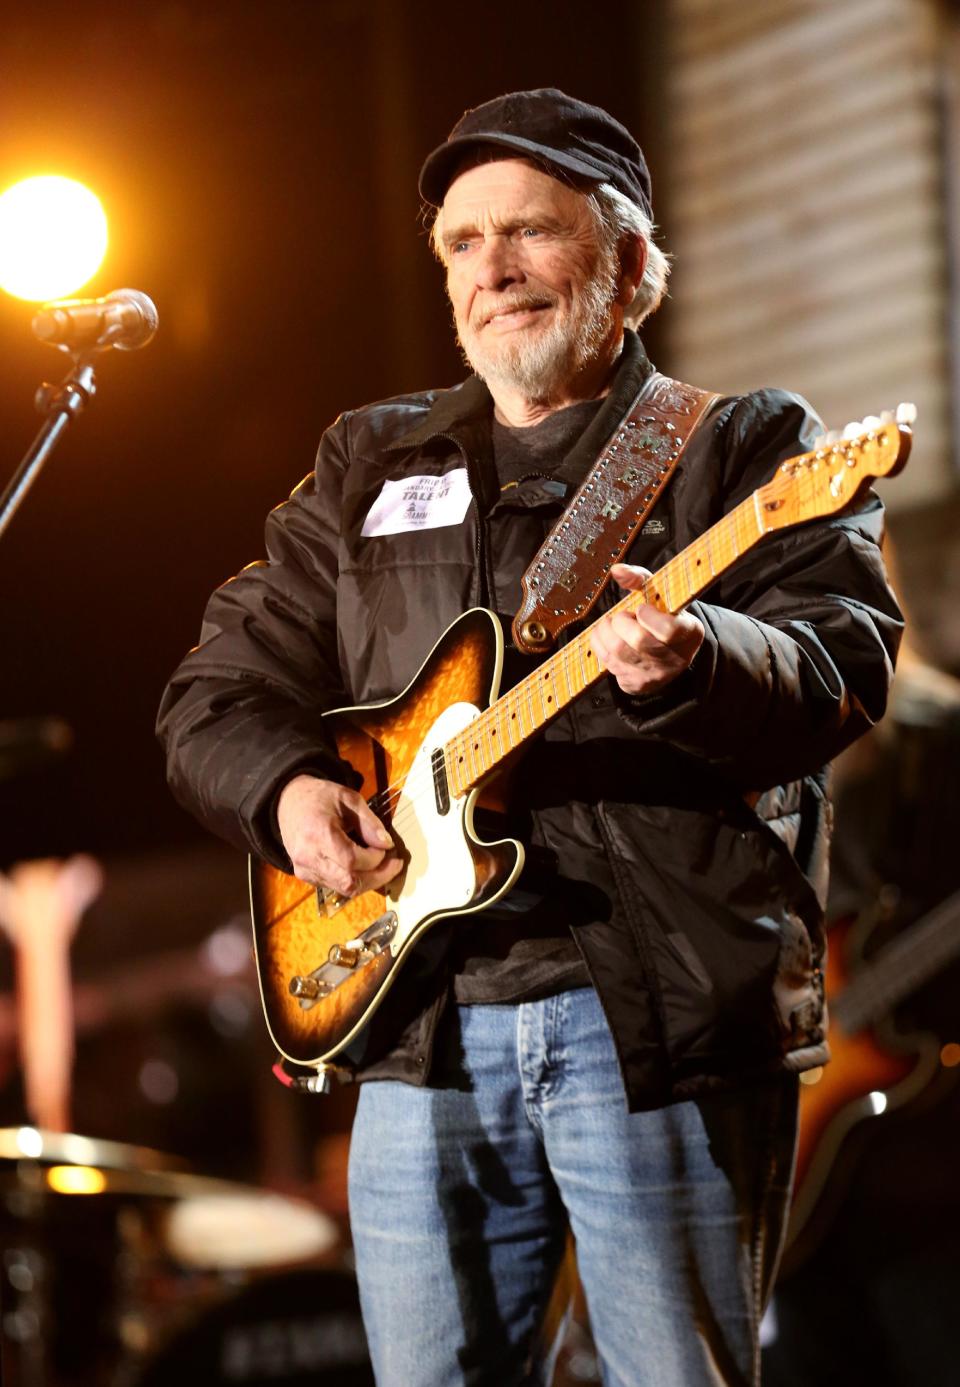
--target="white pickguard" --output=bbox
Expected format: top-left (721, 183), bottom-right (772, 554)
top-left (381, 700), bottom-right (522, 955)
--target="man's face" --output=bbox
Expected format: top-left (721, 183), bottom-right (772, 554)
top-left (438, 158), bottom-right (622, 399)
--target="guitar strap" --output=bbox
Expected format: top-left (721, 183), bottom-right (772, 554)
top-left (512, 373), bottom-right (720, 653)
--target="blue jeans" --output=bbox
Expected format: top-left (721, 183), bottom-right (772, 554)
top-left (348, 987), bottom-right (797, 1386)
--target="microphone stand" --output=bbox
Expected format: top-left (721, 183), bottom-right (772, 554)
top-left (0, 346), bottom-right (101, 543)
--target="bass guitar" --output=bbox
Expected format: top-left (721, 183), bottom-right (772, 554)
top-left (250, 409), bottom-right (912, 1083)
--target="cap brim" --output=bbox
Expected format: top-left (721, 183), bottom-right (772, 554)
top-left (418, 131), bottom-right (610, 206)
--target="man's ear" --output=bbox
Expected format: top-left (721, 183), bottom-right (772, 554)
top-left (617, 234), bottom-right (647, 307)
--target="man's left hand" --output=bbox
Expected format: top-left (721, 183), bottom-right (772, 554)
top-left (590, 563), bottom-right (705, 697)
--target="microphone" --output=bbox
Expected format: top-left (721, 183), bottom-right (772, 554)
top-left (32, 288), bottom-right (158, 352)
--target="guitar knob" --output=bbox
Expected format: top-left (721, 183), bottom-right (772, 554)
top-left (289, 975), bottom-right (329, 999)
top-left (328, 943), bottom-right (362, 968)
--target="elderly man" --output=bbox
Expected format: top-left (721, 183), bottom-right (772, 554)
top-left (159, 90), bottom-right (901, 1386)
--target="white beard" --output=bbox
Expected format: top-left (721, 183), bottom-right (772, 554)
top-left (455, 251), bottom-right (620, 403)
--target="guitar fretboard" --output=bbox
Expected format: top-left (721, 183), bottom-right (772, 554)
top-left (833, 888), bottom-right (960, 1033)
top-left (443, 491), bottom-right (763, 797)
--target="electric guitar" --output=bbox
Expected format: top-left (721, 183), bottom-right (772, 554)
top-left (250, 408), bottom-right (913, 1079)
top-left (784, 886), bottom-right (960, 1266)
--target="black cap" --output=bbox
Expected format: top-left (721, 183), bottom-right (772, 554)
top-left (418, 88), bottom-right (652, 218)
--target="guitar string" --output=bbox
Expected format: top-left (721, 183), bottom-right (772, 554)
top-left (360, 450), bottom-right (884, 827)
top-left (306, 442), bottom-right (896, 902)
top-left (364, 573), bottom-right (694, 835)
top-left (364, 462), bottom-right (825, 823)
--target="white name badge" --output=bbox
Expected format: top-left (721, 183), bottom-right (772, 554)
top-left (361, 469), bottom-right (473, 537)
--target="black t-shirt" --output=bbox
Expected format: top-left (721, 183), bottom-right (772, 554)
top-left (451, 398), bottom-right (605, 1005)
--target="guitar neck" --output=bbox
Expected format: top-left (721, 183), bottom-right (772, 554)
top-left (834, 887), bottom-right (960, 1033)
top-left (444, 491), bottom-right (763, 797)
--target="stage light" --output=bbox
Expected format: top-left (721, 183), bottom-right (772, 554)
top-left (0, 175), bottom-right (108, 302)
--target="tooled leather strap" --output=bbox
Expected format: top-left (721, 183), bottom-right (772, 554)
top-left (512, 373), bottom-right (720, 653)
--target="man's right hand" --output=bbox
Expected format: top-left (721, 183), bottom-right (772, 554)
top-left (276, 775), bottom-right (403, 898)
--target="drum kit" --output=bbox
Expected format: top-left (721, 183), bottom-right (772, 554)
top-left (0, 1126), bottom-right (371, 1386)
top-left (0, 720), bottom-right (374, 1386)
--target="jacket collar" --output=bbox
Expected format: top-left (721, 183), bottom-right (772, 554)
top-left (388, 374), bottom-right (492, 451)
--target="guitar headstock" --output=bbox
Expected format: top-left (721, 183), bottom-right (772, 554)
top-left (755, 403), bottom-right (914, 532)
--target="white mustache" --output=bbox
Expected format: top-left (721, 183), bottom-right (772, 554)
top-left (476, 296), bottom-right (554, 327)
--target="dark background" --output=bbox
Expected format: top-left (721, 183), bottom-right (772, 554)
top-left (0, 0), bottom-right (668, 867)
top-left (2, 10), bottom-right (959, 1384)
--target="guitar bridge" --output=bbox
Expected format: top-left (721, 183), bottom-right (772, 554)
top-left (289, 911), bottom-right (398, 1010)
top-left (318, 885), bottom-right (348, 917)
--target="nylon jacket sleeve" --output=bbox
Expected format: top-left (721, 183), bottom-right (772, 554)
top-left (613, 389), bottom-right (904, 788)
top-left (156, 417), bottom-right (357, 868)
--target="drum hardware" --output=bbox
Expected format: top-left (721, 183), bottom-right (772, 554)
top-left (0, 1127), bottom-right (351, 1385)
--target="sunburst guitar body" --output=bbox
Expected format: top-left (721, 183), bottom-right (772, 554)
top-left (250, 609), bottom-right (522, 1070)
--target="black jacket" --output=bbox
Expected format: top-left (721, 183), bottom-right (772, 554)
top-left (158, 334), bottom-right (903, 1110)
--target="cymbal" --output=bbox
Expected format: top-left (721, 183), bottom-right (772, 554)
top-left (0, 1125), bottom-right (186, 1173)
top-left (0, 1126), bottom-right (338, 1270)
top-left (164, 1190), bottom-right (337, 1269)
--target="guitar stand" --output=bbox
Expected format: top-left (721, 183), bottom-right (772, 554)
top-left (0, 346), bottom-right (101, 543)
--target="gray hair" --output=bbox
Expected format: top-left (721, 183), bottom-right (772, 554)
top-left (427, 171), bottom-right (670, 329)
top-left (587, 184), bottom-right (671, 328)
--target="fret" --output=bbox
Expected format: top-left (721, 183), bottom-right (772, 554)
top-left (554, 649), bottom-right (569, 706)
top-left (478, 716), bottom-right (493, 773)
top-left (676, 550), bottom-right (695, 609)
top-left (704, 530), bottom-right (718, 579)
top-left (735, 500), bottom-right (753, 557)
top-left (513, 687), bottom-right (527, 743)
top-left (483, 717), bottom-right (495, 770)
top-left (655, 569), bottom-right (670, 613)
top-left (504, 691), bottom-right (519, 750)
top-left (559, 644), bottom-right (576, 706)
top-left (447, 737), bottom-right (463, 799)
top-left (541, 665), bottom-right (554, 721)
top-left (667, 553), bottom-right (692, 611)
top-left (578, 638), bottom-right (592, 690)
top-left (494, 699), bottom-right (508, 755)
top-left (666, 566), bottom-right (678, 609)
top-left (569, 639), bottom-right (587, 697)
top-left (522, 678), bottom-right (537, 737)
top-left (725, 511), bottom-right (742, 565)
top-left (689, 540), bottom-right (709, 593)
top-left (465, 725), bottom-right (479, 784)
top-left (533, 669), bottom-right (548, 725)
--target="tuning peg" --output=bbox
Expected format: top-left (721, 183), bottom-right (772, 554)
top-left (896, 402), bottom-right (917, 424)
top-left (842, 420), bottom-right (862, 439)
top-left (861, 415), bottom-right (881, 430)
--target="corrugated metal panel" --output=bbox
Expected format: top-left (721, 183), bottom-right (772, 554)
top-left (664, 0), bottom-right (952, 507)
